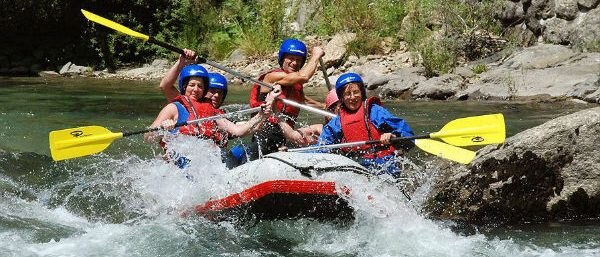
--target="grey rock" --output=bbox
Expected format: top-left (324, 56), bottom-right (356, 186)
top-left (59, 62), bottom-right (90, 75)
top-left (151, 59), bottom-right (170, 68)
top-left (542, 18), bottom-right (573, 45)
top-left (501, 44), bottom-right (577, 69)
top-left (584, 88), bottom-right (600, 103)
top-left (572, 8), bottom-right (600, 48)
top-left (577, 0), bottom-right (600, 9)
top-left (377, 67), bottom-right (427, 98)
top-left (465, 51), bottom-right (599, 101)
top-left (352, 62), bottom-right (389, 85)
top-left (567, 76), bottom-right (600, 99)
top-left (227, 49), bottom-right (247, 64)
top-left (425, 107), bottom-right (600, 224)
top-left (530, 0), bottom-right (556, 19)
top-left (119, 65), bottom-right (167, 80)
top-left (323, 33), bottom-right (357, 67)
top-left (454, 66), bottom-right (477, 79)
top-left (38, 71), bottom-right (60, 77)
top-left (555, 0), bottom-right (580, 20)
top-left (496, 1), bottom-right (525, 23)
top-left (525, 18), bottom-right (543, 36)
top-left (285, 0), bottom-right (319, 33)
top-left (412, 74), bottom-right (463, 100)
top-left (366, 75), bottom-right (395, 90)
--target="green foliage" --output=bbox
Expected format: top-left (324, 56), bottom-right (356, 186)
top-left (305, 0), bottom-right (408, 57)
top-left (418, 38), bottom-right (457, 77)
top-left (1, 0), bottom-right (506, 74)
top-left (471, 63), bottom-right (488, 74)
top-left (374, 0), bottom-right (408, 37)
top-left (576, 40), bottom-right (600, 53)
top-left (347, 32), bottom-right (384, 56)
top-left (170, 0), bottom-right (285, 59)
top-left (400, 0), bottom-right (502, 76)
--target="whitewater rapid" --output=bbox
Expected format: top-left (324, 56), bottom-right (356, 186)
top-left (1, 136), bottom-right (599, 257)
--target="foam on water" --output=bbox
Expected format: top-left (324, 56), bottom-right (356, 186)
top-left (1, 136), bottom-right (599, 257)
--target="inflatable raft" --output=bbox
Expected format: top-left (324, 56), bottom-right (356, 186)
top-left (189, 152), bottom-right (375, 222)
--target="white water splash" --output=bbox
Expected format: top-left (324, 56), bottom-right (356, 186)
top-left (1, 136), bottom-right (600, 257)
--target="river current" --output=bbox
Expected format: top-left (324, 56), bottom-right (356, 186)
top-left (1, 76), bottom-right (598, 257)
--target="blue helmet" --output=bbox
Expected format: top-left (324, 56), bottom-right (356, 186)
top-left (335, 72), bottom-right (366, 101)
top-left (208, 72), bottom-right (228, 100)
top-left (178, 64), bottom-right (209, 95)
top-left (278, 38), bottom-right (307, 67)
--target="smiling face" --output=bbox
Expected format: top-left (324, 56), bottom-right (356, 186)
top-left (281, 54), bottom-right (304, 72)
top-left (184, 77), bottom-right (206, 101)
top-left (205, 88), bottom-right (225, 108)
top-left (341, 83), bottom-right (363, 112)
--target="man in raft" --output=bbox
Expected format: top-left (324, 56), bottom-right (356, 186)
top-left (245, 38), bottom-right (326, 160)
top-left (316, 73), bottom-right (415, 177)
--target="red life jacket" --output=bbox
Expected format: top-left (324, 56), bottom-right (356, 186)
top-left (173, 95), bottom-right (229, 147)
top-left (339, 97), bottom-right (395, 158)
top-left (249, 68), bottom-right (305, 125)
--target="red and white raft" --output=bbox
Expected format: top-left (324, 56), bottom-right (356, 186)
top-left (188, 152), bottom-right (373, 222)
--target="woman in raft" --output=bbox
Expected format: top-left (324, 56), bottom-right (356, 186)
top-left (316, 72), bottom-right (415, 177)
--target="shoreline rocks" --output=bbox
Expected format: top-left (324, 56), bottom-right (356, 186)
top-left (38, 42), bottom-right (599, 104)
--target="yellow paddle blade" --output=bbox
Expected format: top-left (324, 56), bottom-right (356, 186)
top-left (81, 9), bottom-right (150, 41)
top-left (49, 126), bottom-right (124, 161)
top-left (415, 139), bottom-right (476, 164)
top-left (430, 113), bottom-right (505, 146)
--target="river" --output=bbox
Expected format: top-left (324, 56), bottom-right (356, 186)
top-left (1, 76), bottom-right (599, 257)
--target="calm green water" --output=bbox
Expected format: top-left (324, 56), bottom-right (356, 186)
top-left (1, 76), bottom-right (599, 257)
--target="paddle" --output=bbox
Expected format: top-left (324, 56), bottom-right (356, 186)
top-left (288, 113), bottom-right (506, 164)
top-left (81, 9), bottom-right (335, 119)
top-left (49, 107), bottom-right (262, 161)
top-left (318, 58), bottom-right (333, 90)
top-left (289, 138), bottom-right (476, 164)
top-left (291, 113), bottom-right (505, 149)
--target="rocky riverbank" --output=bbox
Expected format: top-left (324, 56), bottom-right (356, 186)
top-left (45, 41), bottom-right (599, 104)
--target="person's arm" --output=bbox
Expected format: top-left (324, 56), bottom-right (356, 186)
top-left (216, 112), bottom-right (266, 137)
top-left (279, 122), bottom-right (323, 146)
top-left (370, 105), bottom-right (414, 137)
top-left (263, 46), bottom-right (325, 88)
top-left (369, 105), bottom-right (415, 149)
top-left (217, 85), bottom-right (281, 137)
top-left (314, 117), bottom-right (342, 152)
top-left (159, 49), bottom-right (196, 102)
top-left (144, 103), bottom-right (179, 143)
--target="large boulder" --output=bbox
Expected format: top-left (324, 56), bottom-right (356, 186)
top-left (322, 32), bottom-right (357, 67)
top-left (424, 107), bottom-right (600, 224)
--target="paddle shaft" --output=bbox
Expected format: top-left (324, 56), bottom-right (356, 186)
top-left (147, 37), bottom-right (336, 118)
top-left (318, 58), bottom-right (333, 90)
top-left (288, 133), bottom-right (431, 152)
top-left (123, 106), bottom-right (262, 137)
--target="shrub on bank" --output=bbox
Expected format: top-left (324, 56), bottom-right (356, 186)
top-left (2, 0), bottom-right (508, 76)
